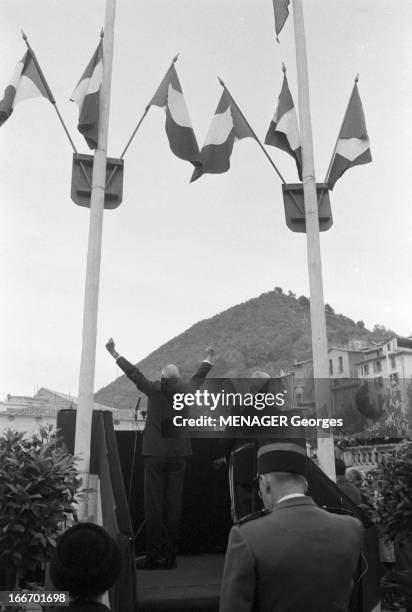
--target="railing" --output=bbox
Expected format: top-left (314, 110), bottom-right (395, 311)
top-left (344, 442), bottom-right (409, 470)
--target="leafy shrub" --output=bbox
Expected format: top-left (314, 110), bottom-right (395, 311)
top-left (0, 426), bottom-right (81, 587)
top-left (373, 442), bottom-right (412, 542)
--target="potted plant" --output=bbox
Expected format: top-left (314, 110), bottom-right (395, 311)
top-left (373, 441), bottom-right (412, 611)
top-left (0, 425), bottom-right (81, 592)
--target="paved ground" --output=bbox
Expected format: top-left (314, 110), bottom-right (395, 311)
top-left (137, 554), bottom-right (224, 612)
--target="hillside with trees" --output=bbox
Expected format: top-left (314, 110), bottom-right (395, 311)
top-left (95, 288), bottom-right (395, 410)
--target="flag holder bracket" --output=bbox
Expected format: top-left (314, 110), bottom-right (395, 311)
top-left (282, 183), bottom-right (332, 233)
top-left (71, 153), bottom-right (124, 209)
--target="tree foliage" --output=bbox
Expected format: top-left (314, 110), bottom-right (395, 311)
top-left (0, 426), bottom-right (81, 584)
top-left (371, 323), bottom-right (394, 343)
top-left (297, 295), bottom-right (310, 308)
top-left (373, 443), bottom-right (412, 542)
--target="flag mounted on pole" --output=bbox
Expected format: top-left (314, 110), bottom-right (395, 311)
top-left (71, 39), bottom-right (103, 150)
top-left (0, 49), bottom-right (51, 126)
top-left (265, 66), bottom-right (302, 180)
top-left (326, 78), bottom-right (372, 190)
top-left (149, 57), bottom-right (200, 166)
top-left (190, 80), bottom-right (257, 182)
top-left (272, 0), bottom-right (290, 41)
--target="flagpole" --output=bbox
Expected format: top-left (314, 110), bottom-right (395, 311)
top-left (217, 78), bottom-right (306, 218)
top-left (292, 0), bottom-right (335, 480)
top-left (120, 54), bottom-right (179, 159)
top-left (21, 31), bottom-right (92, 189)
top-left (21, 30), bottom-right (77, 152)
top-left (74, 0), bottom-right (116, 520)
top-left (105, 105), bottom-right (149, 190)
top-left (104, 54), bottom-right (180, 190)
top-left (218, 77), bottom-right (287, 185)
top-left (324, 75), bottom-right (359, 184)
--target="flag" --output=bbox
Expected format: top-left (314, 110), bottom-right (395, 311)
top-left (0, 50), bottom-right (50, 126)
top-left (71, 41), bottom-right (103, 150)
top-left (265, 72), bottom-right (302, 180)
top-left (273, 0), bottom-right (290, 40)
top-left (327, 83), bottom-right (372, 190)
top-left (149, 63), bottom-right (199, 165)
top-left (191, 88), bottom-right (256, 182)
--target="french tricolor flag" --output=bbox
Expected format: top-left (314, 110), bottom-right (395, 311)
top-left (265, 71), bottom-right (302, 180)
top-left (272, 0), bottom-right (290, 41)
top-left (0, 50), bottom-right (50, 126)
top-left (191, 88), bottom-right (256, 182)
top-left (150, 63), bottom-right (200, 166)
top-left (327, 82), bottom-right (372, 190)
top-left (71, 41), bottom-right (103, 150)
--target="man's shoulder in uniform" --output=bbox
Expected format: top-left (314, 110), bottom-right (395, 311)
top-left (318, 505), bottom-right (364, 538)
top-left (235, 509), bottom-right (272, 527)
top-left (334, 510), bottom-right (363, 532)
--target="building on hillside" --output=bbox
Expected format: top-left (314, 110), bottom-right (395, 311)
top-left (0, 387), bottom-right (143, 437)
top-left (289, 337), bottom-right (412, 473)
top-left (290, 338), bottom-right (412, 435)
top-left (355, 336), bottom-right (412, 380)
top-left (293, 346), bottom-right (365, 380)
top-left (355, 336), bottom-right (412, 431)
top-left (291, 346), bottom-right (365, 407)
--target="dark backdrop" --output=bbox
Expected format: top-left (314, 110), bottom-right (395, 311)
top-left (115, 431), bottom-right (232, 554)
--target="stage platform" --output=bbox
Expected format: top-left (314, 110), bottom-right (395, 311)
top-left (136, 554), bottom-right (225, 612)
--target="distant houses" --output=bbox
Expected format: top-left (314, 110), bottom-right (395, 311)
top-left (292, 335), bottom-right (412, 435)
top-left (0, 387), bottom-right (144, 436)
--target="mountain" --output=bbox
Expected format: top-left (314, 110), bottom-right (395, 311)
top-left (95, 288), bottom-right (394, 410)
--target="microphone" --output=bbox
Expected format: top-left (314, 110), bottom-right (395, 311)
top-left (135, 397), bottom-right (141, 423)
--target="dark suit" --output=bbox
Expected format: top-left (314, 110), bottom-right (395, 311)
top-left (116, 357), bottom-right (212, 562)
top-left (220, 496), bottom-right (363, 612)
top-left (336, 476), bottom-right (363, 506)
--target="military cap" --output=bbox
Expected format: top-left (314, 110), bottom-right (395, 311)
top-left (257, 440), bottom-right (308, 476)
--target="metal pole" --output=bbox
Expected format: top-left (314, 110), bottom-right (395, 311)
top-left (105, 54), bottom-right (180, 190)
top-left (21, 31), bottom-right (92, 188)
top-left (74, 0), bottom-right (117, 519)
top-left (218, 77), bottom-right (287, 184)
top-left (292, 0), bottom-right (335, 480)
top-left (119, 53), bottom-right (179, 159)
top-left (218, 78), bottom-right (305, 215)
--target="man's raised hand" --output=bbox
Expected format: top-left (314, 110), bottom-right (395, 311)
top-left (204, 346), bottom-right (216, 363)
top-left (105, 337), bottom-right (116, 356)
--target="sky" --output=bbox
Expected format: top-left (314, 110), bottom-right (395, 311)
top-left (1, 0), bottom-right (412, 400)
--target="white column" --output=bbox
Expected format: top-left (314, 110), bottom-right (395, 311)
top-left (292, 0), bottom-right (335, 479)
top-left (75, 0), bottom-right (117, 518)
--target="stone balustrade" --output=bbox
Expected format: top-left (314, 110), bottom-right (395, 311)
top-left (343, 442), bottom-right (410, 471)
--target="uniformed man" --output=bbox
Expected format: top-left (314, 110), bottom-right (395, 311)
top-left (219, 442), bottom-right (363, 612)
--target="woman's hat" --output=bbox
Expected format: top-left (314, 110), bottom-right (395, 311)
top-left (50, 522), bottom-right (121, 597)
